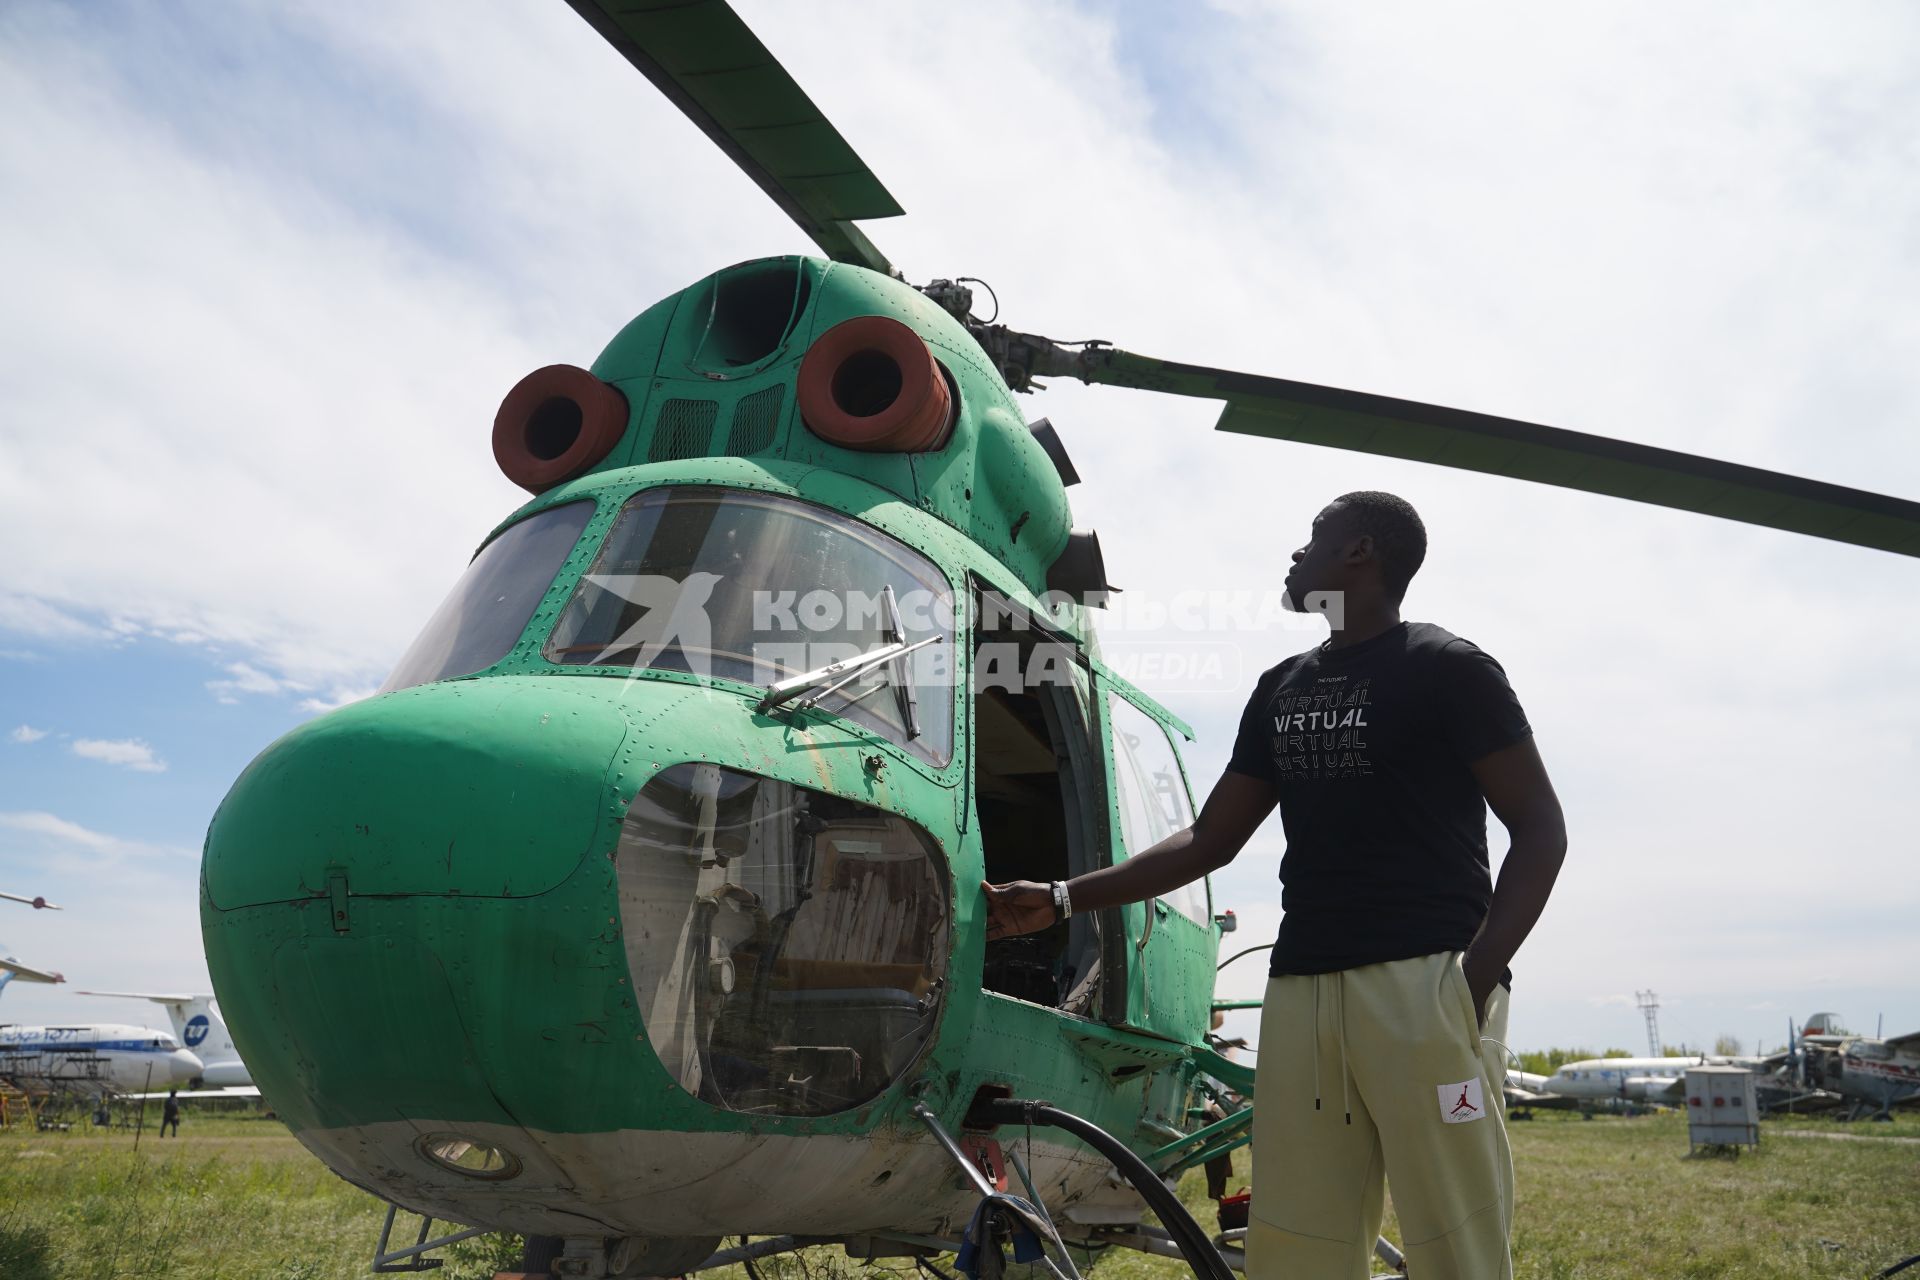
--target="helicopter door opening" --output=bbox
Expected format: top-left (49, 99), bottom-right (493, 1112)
top-left (973, 592), bottom-right (1103, 1015)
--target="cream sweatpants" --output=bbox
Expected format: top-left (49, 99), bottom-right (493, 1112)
top-left (1246, 951), bottom-right (1513, 1280)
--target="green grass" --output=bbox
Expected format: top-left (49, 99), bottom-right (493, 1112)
top-left (1502, 1110), bottom-right (1919, 1279)
top-left (2, 1109), bottom-right (1915, 1278)
top-left (0, 1111), bottom-right (515, 1280)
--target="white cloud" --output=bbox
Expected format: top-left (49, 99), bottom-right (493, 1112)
top-left (0, 810), bottom-right (189, 861)
top-left (68, 737), bottom-right (167, 773)
top-left (0, 0), bottom-right (783, 697)
top-left (8, 725), bottom-right (47, 744)
top-left (297, 686), bottom-right (378, 714)
top-left (205, 661), bottom-right (301, 704)
top-left (0, 810), bottom-right (122, 853)
top-left (0, 591), bottom-right (110, 642)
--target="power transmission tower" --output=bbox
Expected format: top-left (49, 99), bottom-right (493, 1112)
top-left (1637, 990), bottom-right (1661, 1057)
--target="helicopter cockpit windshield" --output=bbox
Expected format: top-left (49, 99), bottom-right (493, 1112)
top-left (546, 487), bottom-right (955, 763)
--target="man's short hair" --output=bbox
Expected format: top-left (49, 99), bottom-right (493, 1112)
top-left (1332, 491), bottom-right (1427, 602)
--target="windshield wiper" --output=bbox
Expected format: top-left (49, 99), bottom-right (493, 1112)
top-left (880, 584), bottom-right (923, 740)
top-left (755, 632), bottom-right (943, 716)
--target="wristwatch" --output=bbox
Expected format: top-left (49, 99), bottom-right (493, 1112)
top-left (1050, 880), bottom-right (1073, 921)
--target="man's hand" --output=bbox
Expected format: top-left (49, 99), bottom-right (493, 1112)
top-left (1461, 948), bottom-right (1500, 1030)
top-left (980, 879), bottom-right (1056, 940)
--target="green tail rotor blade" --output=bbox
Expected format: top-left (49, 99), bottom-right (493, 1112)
top-left (565, 0), bottom-right (904, 275)
top-left (1083, 348), bottom-right (1920, 558)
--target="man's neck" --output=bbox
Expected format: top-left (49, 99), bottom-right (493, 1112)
top-left (1325, 600), bottom-right (1401, 650)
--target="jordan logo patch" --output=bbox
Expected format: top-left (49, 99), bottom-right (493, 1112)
top-left (1438, 1077), bottom-right (1485, 1123)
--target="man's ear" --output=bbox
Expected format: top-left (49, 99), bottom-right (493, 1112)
top-left (1341, 533), bottom-right (1374, 566)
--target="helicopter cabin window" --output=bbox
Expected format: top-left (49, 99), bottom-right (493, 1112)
top-left (545, 487), bottom-right (954, 765)
top-left (973, 594), bottom-right (1103, 1015)
top-left (1107, 693), bottom-right (1208, 926)
top-left (381, 500), bottom-right (595, 694)
top-left (616, 763), bottom-right (949, 1117)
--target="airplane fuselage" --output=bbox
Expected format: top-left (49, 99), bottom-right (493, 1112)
top-left (1822, 1043), bottom-right (1920, 1114)
top-left (1546, 1056), bottom-right (1754, 1103)
top-left (0, 1023), bottom-right (203, 1095)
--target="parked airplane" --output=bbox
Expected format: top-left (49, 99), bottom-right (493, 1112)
top-left (1776, 1015), bottom-right (1920, 1121)
top-left (78, 992), bottom-right (254, 1090)
top-left (1542, 1054), bottom-right (1756, 1104)
top-left (0, 1023), bottom-right (203, 1095)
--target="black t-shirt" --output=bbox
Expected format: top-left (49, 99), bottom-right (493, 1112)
top-left (1226, 621), bottom-right (1532, 976)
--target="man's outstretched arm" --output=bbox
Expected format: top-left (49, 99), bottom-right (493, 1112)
top-left (981, 770), bottom-right (1278, 940)
top-left (1462, 735), bottom-right (1568, 1022)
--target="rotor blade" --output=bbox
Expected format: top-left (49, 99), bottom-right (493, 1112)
top-left (563, 0), bottom-right (904, 275)
top-left (1081, 349), bottom-right (1920, 558)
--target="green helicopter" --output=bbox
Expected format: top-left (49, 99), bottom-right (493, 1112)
top-left (199, 4), bottom-right (1920, 1278)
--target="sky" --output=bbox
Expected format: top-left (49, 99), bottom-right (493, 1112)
top-left (2, 0), bottom-right (1917, 1063)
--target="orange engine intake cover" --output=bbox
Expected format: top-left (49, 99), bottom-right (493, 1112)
top-left (797, 315), bottom-right (953, 452)
top-left (493, 364), bottom-right (630, 494)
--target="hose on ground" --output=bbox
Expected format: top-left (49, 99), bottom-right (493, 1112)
top-left (981, 1098), bottom-right (1233, 1280)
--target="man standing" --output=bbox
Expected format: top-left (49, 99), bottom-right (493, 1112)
top-left (161, 1090), bottom-right (180, 1138)
top-left (982, 492), bottom-right (1566, 1279)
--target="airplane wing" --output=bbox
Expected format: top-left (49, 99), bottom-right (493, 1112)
top-left (126, 1085), bottom-right (262, 1101)
top-left (1503, 1086), bottom-right (1582, 1111)
top-left (0, 892), bottom-right (61, 910)
top-left (0, 957), bottom-right (66, 984)
top-left (1623, 1075), bottom-right (1687, 1103)
top-left (1884, 1030), bottom-right (1920, 1055)
top-left (76, 990), bottom-right (198, 1004)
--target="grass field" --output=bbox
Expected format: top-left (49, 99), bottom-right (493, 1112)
top-left (2, 1106), bottom-right (1915, 1278)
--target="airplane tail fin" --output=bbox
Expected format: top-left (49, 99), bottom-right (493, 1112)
top-left (177, 997), bottom-right (237, 1062)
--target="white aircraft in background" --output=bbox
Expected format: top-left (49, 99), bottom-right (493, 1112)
top-left (77, 991), bottom-right (257, 1095)
top-left (1543, 1054), bottom-right (1758, 1104)
top-left (2, 893), bottom-right (237, 1100)
top-left (0, 1023), bottom-right (203, 1095)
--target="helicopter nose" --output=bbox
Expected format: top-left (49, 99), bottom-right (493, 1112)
top-left (203, 678), bottom-right (630, 912)
top-left (201, 677), bottom-right (642, 1139)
